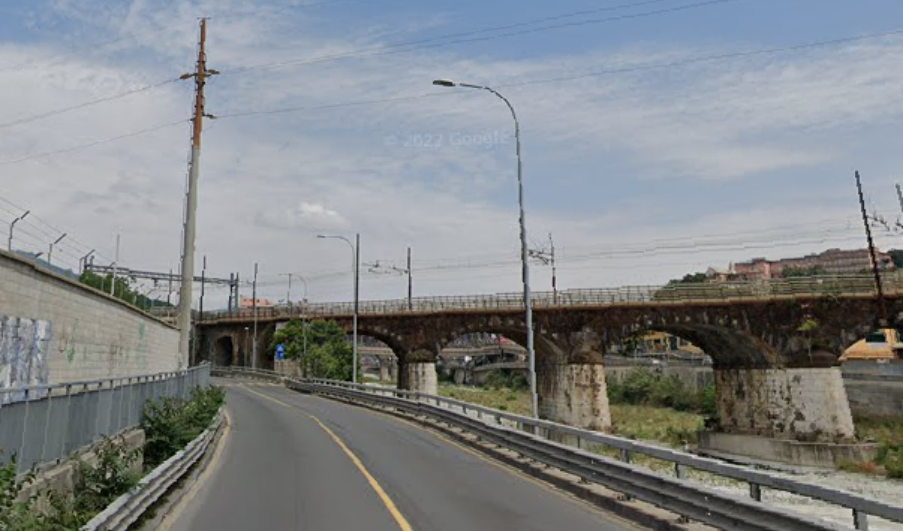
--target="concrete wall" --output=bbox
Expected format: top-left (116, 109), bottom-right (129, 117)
top-left (0, 251), bottom-right (178, 393)
top-left (713, 368), bottom-right (855, 442)
top-left (539, 362), bottom-right (611, 431)
top-left (398, 362), bottom-right (437, 395)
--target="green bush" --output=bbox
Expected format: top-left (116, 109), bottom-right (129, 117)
top-left (608, 368), bottom-right (716, 416)
top-left (884, 448), bottom-right (903, 479)
top-left (482, 370), bottom-right (528, 391)
top-left (0, 437), bottom-right (139, 531)
top-left (143, 386), bottom-right (224, 470)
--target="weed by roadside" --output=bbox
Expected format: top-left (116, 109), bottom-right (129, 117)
top-left (0, 436), bottom-right (139, 531)
top-left (850, 415), bottom-right (903, 479)
top-left (142, 386), bottom-right (225, 470)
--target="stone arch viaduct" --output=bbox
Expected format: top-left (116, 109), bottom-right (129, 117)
top-left (197, 278), bottom-right (903, 444)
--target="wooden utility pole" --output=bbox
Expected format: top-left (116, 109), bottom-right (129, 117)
top-left (177, 18), bottom-right (218, 368)
top-left (856, 171), bottom-right (888, 326)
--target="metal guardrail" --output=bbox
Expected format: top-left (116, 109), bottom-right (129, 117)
top-left (215, 367), bottom-right (902, 531)
top-left (196, 274), bottom-right (902, 322)
top-left (82, 409), bottom-right (223, 531)
top-left (0, 364), bottom-right (211, 473)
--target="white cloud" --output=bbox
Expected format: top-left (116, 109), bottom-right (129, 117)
top-left (4, 1), bottom-right (903, 308)
top-left (256, 201), bottom-right (346, 230)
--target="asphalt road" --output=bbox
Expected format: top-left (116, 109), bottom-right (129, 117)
top-left (162, 379), bottom-right (643, 531)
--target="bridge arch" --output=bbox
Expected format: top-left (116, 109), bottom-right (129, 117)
top-left (212, 335), bottom-right (234, 367)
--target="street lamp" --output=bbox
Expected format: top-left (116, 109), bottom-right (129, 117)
top-left (8, 210), bottom-right (30, 252)
top-left (317, 234), bottom-right (359, 384)
top-left (47, 233), bottom-right (67, 266)
top-left (280, 272), bottom-right (311, 370)
top-left (432, 79), bottom-right (538, 418)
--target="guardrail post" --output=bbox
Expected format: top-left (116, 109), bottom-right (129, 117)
top-left (749, 483), bottom-right (762, 502)
top-left (854, 509), bottom-right (869, 531)
top-left (674, 463), bottom-right (685, 479)
top-left (619, 448), bottom-right (631, 464)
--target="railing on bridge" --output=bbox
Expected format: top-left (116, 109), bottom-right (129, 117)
top-left (196, 274), bottom-right (901, 322)
top-left (0, 364), bottom-right (211, 473)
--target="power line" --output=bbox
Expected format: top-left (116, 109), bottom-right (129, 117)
top-left (0, 119), bottom-right (188, 166)
top-left (216, 28), bottom-right (903, 120)
top-left (0, 78), bottom-right (180, 131)
top-left (500, 29), bottom-right (903, 89)
top-left (222, 0), bottom-right (748, 77)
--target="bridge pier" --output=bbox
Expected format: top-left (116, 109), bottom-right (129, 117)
top-left (712, 366), bottom-right (854, 442)
top-left (538, 360), bottom-right (611, 432)
top-left (398, 361), bottom-right (438, 395)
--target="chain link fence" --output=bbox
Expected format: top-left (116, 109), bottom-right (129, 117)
top-left (0, 364), bottom-right (210, 473)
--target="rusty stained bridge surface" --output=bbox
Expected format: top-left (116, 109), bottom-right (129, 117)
top-left (169, 274), bottom-right (901, 324)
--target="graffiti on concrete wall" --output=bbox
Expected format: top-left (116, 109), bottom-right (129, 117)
top-left (0, 316), bottom-right (52, 403)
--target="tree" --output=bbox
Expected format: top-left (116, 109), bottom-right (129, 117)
top-left (271, 319), bottom-right (359, 381)
top-left (78, 271), bottom-right (171, 310)
top-left (888, 249), bottom-right (903, 268)
top-left (667, 272), bottom-right (707, 285)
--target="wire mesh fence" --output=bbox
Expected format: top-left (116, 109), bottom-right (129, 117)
top-left (0, 363), bottom-right (210, 473)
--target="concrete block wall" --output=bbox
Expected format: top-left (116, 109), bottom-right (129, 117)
top-left (0, 251), bottom-right (179, 390)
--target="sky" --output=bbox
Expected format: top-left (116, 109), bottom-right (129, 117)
top-left (3, 0), bottom-right (903, 308)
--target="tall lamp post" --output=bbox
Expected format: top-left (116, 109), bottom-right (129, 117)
top-left (8, 210), bottom-right (30, 252)
top-left (295, 274), bottom-right (309, 363)
top-left (432, 79), bottom-right (538, 418)
top-left (280, 272), bottom-right (310, 369)
top-left (317, 234), bottom-right (359, 384)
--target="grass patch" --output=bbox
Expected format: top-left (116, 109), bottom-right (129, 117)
top-left (610, 404), bottom-right (705, 446)
top-left (438, 384), bottom-right (704, 447)
top-left (438, 383), bottom-right (532, 416)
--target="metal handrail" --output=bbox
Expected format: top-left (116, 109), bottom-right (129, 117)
top-left (0, 363), bottom-right (211, 401)
top-left (215, 367), bottom-right (901, 531)
top-left (198, 274), bottom-right (902, 322)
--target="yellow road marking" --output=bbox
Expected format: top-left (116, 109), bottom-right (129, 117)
top-left (253, 385), bottom-right (647, 531)
top-left (158, 408), bottom-right (232, 531)
top-left (241, 385), bottom-right (415, 531)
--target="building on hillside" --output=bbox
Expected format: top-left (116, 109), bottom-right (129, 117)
top-left (726, 248), bottom-right (895, 280)
top-left (705, 265), bottom-right (735, 282)
top-left (239, 297), bottom-right (274, 308)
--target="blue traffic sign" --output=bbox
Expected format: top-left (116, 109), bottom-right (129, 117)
top-left (276, 343), bottom-right (285, 360)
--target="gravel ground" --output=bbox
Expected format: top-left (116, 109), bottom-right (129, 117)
top-left (681, 465), bottom-right (903, 530)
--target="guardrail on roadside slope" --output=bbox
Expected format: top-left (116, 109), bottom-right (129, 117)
top-left (82, 409), bottom-right (224, 531)
top-left (214, 366), bottom-right (901, 531)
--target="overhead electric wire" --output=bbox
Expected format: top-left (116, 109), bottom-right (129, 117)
top-left (0, 78), bottom-right (181, 131)
top-left (221, 0), bottom-right (748, 76)
top-left (0, 119), bottom-right (188, 166)
top-left (216, 27), bottom-right (903, 121)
